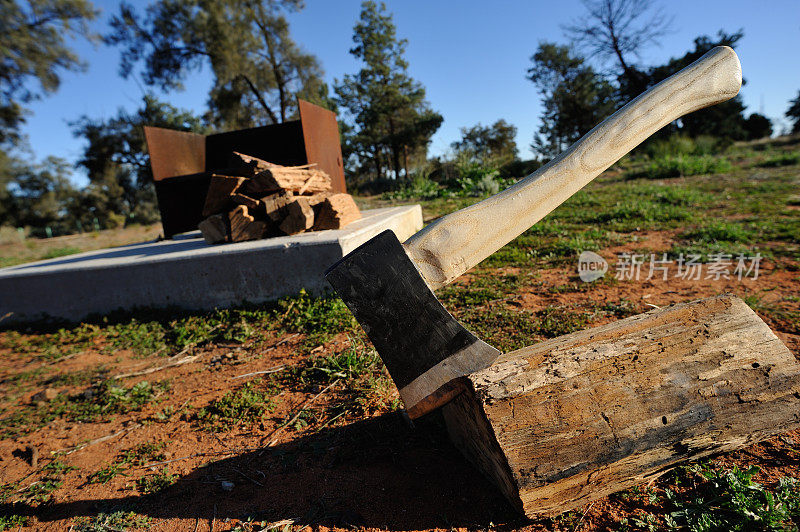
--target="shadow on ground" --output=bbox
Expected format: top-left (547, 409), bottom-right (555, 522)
top-left (2, 412), bottom-right (528, 530)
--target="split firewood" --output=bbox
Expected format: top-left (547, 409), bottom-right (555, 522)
top-left (313, 193), bottom-right (361, 230)
top-left (198, 214), bottom-right (229, 244)
top-left (228, 205), bottom-right (267, 242)
top-left (231, 151), bottom-right (282, 177)
top-left (278, 197), bottom-right (314, 235)
top-left (202, 175), bottom-right (246, 217)
top-left (231, 193), bottom-right (261, 211)
top-left (440, 295), bottom-right (800, 517)
top-left (261, 191), bottom-right (294, 223)
top-left (303, 192), bottom-right (331, 207)
top-left (242, 167), bottom-right (332, 197)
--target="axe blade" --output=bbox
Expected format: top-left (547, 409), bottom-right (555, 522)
top-left (325, 230), bottom-right (499, 418)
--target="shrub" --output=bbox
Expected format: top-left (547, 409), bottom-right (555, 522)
top-left (632, 155), bottom-right (732, 179)
top-left (381, 175), bottom-right (443, 200)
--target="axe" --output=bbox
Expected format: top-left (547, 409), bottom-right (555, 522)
top-left (326, 46), bottom-right (742, 419)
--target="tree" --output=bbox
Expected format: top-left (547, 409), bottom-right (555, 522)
top-left (563, 0), bottom-right (671, 98)
top-left (0, 0), bottom-right (97, 147)
top-left (334, 1), bottom-right (442, 181)
top-left (71, 95), bottom-right (208, 224)
top-left (3, 156), bottom-right (79, 233)
top-left (527, 43), bottom-right (616, 158)
top-left (106, 0), bottom-right (329, 130)
top-left (451, 120), bottom-right (518, 167)
top-left (743, 113), bottom-right (772, 140)
top-left (787, 91), bottom-right (800, 134)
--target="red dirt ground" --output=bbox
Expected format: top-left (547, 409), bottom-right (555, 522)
top-left (1, 229), bottom-right (799, 531)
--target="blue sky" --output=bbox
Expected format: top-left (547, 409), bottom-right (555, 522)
top-left (20, 0), bottom-right (800, 186)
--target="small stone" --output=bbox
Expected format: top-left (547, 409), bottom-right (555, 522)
top-left (31, 388), bottom-right (58, 403)
top-left (221, 480), bottom-right (234, 492)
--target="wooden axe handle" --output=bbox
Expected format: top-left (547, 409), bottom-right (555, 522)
top-left (404, 46), bottom-right (742, 290)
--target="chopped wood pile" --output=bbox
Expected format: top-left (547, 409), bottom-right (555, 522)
top-left (198, 152), bottom-right (361, 244)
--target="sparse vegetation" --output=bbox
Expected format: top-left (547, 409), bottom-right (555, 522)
top-left (89, 442), bottom-right (167, 484)
top-left (0, 514), bottom-right (27, 530)
top-left (135, 468), bottom-right (177, 495)
top-left (0, 379), bottom-right (169, 438)
top-left (196, 379), bottom-right (277, 431)
top-left (72, 510), bottom-right (152, 531)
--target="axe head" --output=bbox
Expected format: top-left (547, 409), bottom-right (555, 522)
top-left (325, 230), bottom-right (499, 418)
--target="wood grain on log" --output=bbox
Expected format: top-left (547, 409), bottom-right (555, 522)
top-left (243, 167), bottom-right (332, 197)
top-left (278, 197), bottom-right (314, 235)
top-left (202, 175), bottom-right (246, 217)
top-left (304, 192), bottom-right (331, 207)
top-left (441, 295), bottom-right (800, 517)
top-left (228, 205), bottom-right (267, 242)
top-left (198, 214), bottom-right (228, 244)
top-left (313, 193), bottom-right (361, 230)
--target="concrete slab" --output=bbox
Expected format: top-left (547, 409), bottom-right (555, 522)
top-left (0, 206), bottom-right (422, 324)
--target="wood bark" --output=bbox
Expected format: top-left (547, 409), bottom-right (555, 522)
top-left (202, 175), bottom-right (246, 217)
top-left (228, 205), bottom-right (267, 242)
top-left (278, 197), bottom-right (314, 235)
top-left (441, 295), bottom-right (800, 517)
top-left (313, 193), bottom-right (361, 230)
top-left (198, 214), bottom-right (229, 244)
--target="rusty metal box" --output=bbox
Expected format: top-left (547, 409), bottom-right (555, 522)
top-left (144, 99), bottom-right (346, 238)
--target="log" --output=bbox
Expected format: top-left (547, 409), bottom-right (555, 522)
top-left (231, 151), bottom-right (281, 177)
top-left (198, 214), bottom-right (228, 244)
top-left (232, 152), bottom-right (331, 196)
top-left (261, 191), bottom-right (294, 223)
top-left (304, 192), bottom-right (331, 207)
top-left (440, 295), bottom-right (800, 517)
top-left (243, 168), bottom-right (331, 196)
top-left (228, 205), bottom-right (267, 242)
top-left (231, 193), bottom-right (261, 211)
top-left (202, 175), bottom-right (246, 216)
top-left (312, 193), bottom-right (361, 230)
top-left (278, 197), bottom-right (314, 235)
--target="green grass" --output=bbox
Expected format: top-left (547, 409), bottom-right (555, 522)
top-left (196, 379), bottom-right (277, 431)
top-left (72, 511), bottom-right (152, 531)
top-left (281, 337), bottom-right (399, 426)
top-left (0, 514), bottom-right (27, 530)
top-left (756, 151), bottom-right (800, 168)
top-left (89, 442), bottom-right (167, 484)
top-left (457, 306), bottom-right (590, 351)
top-left (438, 271), bottom-right (522, 308)
top-left (135, 467), bottom-right (177, 495)
top-left (664, 464), bottom-right (800, 531)
top-left (628, 155), bottom-right (733, 179)
top-left (744, 294), bottom-right (800, 335)
top-left (18, 459), bottom-right (77, 504)
top-left (273, 289), bottom-right (359, 344)
top-left (669, 221), bottom-right (763, 261)
top-left (40, 246), bottom-right (83, 260)
top-left (0, 380), bottom-right (169, 438)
